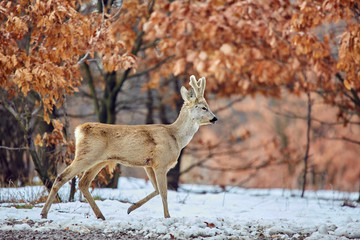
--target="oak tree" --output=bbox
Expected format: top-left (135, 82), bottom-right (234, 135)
top-left (0, 0), bottom-right (133, 190)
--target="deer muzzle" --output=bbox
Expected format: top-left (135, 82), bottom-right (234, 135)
top-left (210, 116), bottom-right (218, 124)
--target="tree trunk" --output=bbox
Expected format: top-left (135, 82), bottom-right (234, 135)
top-left (301, 92), bottom-right (312, 198)
top-left (69, 177), bottom-right (76, 202)
top-left (146, 82), bottom-right (155, 124)
top-left (0, 106), bottom-right (28, 186)
top-left (160, 77), bottom-right (185, 191)
top-left (99, 71), bottom-right (117, 124)
top-left (167, 149), bottom-right (184, 190)
top-left (27, 123), bottom-right (61, 202)
top-left (95, 71), bottom-right (120, 188)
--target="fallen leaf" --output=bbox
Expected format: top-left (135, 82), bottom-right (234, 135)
top-left (204, 222), bottom-right (215, 228)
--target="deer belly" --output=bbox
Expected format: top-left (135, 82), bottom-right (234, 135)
top-left (106, 155), bottom-right (154, 167)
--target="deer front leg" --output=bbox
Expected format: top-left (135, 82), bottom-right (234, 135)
top-left (79, 162), bottom-right (108, 220)
top-left (155, 169), bottom-right (170, 218)
top-left (128, 167), bottom-right (159, 214)
top-left (41, 162), bottom-right (84, 219)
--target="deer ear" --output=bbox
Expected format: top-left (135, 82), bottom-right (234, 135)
top-left (181, 86), bottom-right (190, 103)
top-left (181, 86), bottom-right (196, 103)
top-left (187, 88), bottom-right (196, 101)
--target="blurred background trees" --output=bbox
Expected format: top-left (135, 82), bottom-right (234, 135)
top-left (1, 0), bottom-right (359, 197)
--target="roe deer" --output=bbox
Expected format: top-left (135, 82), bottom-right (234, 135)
top-left (40, 75), bottom-right (217, 219)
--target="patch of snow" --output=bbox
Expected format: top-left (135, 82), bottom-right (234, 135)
top-left (317, 224), bottom-right (328, 234)
top-left (0, 177), bottom-right (359, 239)
top-left (333, 222), bottom-right (360, 238)
top-left (265, 226), bottom-right (295, 236)
top-left (305, 232), bottom-right (341, 240)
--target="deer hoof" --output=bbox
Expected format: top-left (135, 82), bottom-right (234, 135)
top-left (40, 212), bottom-right (47, 219)
top-left (127, 204), bottom-right (136, 214)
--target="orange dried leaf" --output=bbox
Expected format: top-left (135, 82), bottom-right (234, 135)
top-left (35, 134), bottom-right (43, 147)
top-left (343, 79), bottom-right (352, 90)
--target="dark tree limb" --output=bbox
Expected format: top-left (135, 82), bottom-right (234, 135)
top-left (83, 62), bottom-right (100, 117)
top-left (336, 73), bottom-right (360, 108)
top-left (326, 136), bottom-right (360, 145)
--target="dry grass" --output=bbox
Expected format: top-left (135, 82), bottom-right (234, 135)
top-left (0, 181), bottom-right (49, 206)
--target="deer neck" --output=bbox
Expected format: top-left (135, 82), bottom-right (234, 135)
top-left (171, 105), bottom-right (199, 149)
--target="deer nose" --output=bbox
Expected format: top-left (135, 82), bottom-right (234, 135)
top-left (210, 116), bottom-right (218, 123)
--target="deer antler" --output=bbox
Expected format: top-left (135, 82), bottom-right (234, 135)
top-left (189, 75), bottom-right (206, 98)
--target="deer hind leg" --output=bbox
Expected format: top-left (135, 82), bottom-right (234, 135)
top-left (127, 167), bottom-right (159, 214)
top-left (78, 162), bottom-right (108, 220)
top-left (155, 169), bottom-right (170, 218)
top-left (41, 159), bottom-right (90, 219)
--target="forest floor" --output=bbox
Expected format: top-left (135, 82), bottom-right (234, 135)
top-left (0, 177), bottom-right (359, 239)
top-left (0, 229), bottom-right (148, 240)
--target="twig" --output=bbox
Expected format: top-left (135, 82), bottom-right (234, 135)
top-left (140, 39), bottom-right (160, 51)
top-left (198, 156), bottom-right (274, 172)
top-left (213, 97), bottom-right (243, 114)
top-left (179, 156), bottom-right (212, 175)
top-left (325, 136), bottom-right (360, 145)
top-left (108, 0), bottom-right (123, 21)
top-left (57, 112), bottom-right (96, 118)
top-left (0, 146), bottom-right (28, 151)
top-left (126, 55), bottom-right (175, 80)
top-left (271, 108), bottom-right (360, 126)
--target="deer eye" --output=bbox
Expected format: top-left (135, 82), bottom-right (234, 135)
top-left (202, 107), bottom-right (208, 111)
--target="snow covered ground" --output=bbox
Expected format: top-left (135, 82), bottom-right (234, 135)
top-left (0, 177), bottom-right (359, 239)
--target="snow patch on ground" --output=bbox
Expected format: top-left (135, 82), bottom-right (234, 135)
top-left (0, 177), bottom-right (359, 239)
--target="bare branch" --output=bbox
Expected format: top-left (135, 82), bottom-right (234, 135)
top-left (200, 159), bottom-right (270, 172)
top-left (1, 98), bottom-right (27, 133)
top-left (0, 146), bottom-right (28, 151)
top-left (270, 108), bottom-right (360, 126)
top-left (108, 0), bottom-right (123, 21)
top-left (77, 0), bottom-right (106, 65)
top-left (325, 136), bottom-right (360, 145)
top-left (179, 155), bottom-right (212, 175)
top-left (213, 97), bottom-right (244, 114)
top-left (57, 111), bottom-right (96, 118)
top-left (140, 39), bottom-right (160, 51)
top-left (180, 142), bottom-right (261, 176)
top-left (335, 73), bottom-right (360, 108)
top-left (127, 55), bottom-right (175, 80)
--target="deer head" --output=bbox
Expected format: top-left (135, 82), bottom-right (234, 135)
top-left (180, 75), bottom-right (218, 126)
